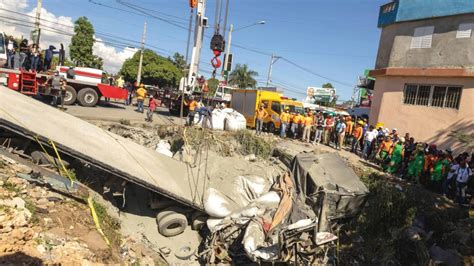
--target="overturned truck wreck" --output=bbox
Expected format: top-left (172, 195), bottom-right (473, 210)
top-left (201, 152), bottom-right (369, 264)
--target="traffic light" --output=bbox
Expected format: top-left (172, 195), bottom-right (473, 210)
top-left (223, 53), bottom-right (233, 72)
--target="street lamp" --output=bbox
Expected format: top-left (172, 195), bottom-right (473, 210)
top-left (223, 20), bottom-right (266, 81)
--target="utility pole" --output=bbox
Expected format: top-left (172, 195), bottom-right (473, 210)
top-left (223, 24), bottom-right (233, 82)
top-left (136, 21), bottom-right (147, 85)
top-left (34, 0), bottom-right (42, 45)
top-left (266, 54), bottom-right (280, 86)
top-left (181, 9), bottom-right (194, 124)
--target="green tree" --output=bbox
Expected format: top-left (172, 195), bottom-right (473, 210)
top-left (322, 82), bottom-right (334, 88)
top-left (207, 78), bottom-right (219, 96)
top-left (69, 17), bottom-right (98, 68)
top-left (119, 49), bottom-right (182, 87)
top-left (169, 52), bottom-right (186, 71)
top-left (228, 64), bottom-right (258, 89)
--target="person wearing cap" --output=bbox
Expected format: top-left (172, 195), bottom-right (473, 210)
top-left (145, 95), bottom-right (157, 122)
top-left (48, 70), bottom-right (66, 107)
top-left (279, 108), bottom-right (290, 138)
top-left (323, 114), bottom-right (334, 146)
top-left (135, 84), bottom-right (147, 113)
top-left (351, 121), bottom-right (364, 154)
top-left (292, 112), bottom-right (303, 139)
top-left (302, 113), bottom-right (313, 143)
top-left (456, 159), bottom-right (472, 205)
top-left (255, 103), bottom-right (268, 135)
top-left (184, 96), bottom-right (198, 126)
top-left (386, 137), bottom-right (405, 173)
top-left (377, 135), bottom-right (393, 166)
top-left (407, 144), bottom-right (425, 183)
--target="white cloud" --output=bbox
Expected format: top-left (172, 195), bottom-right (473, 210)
top-left (0, 0), bottom-right (134, 73)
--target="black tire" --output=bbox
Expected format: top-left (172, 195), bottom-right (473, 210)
top-left (267, 122), bottom-right (275, 133)
top-left (63, 85), bottom-right (77, 105)
top-left (77, 87), bottom-right (99, 107)
top-left (157, 212), bottom-right (187, 237)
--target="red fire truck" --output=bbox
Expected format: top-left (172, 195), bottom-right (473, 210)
top-left (0, 67), bottom-right (127, 107)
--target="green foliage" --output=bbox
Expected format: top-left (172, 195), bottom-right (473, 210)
top-left (449, 131), bottom-right (474, 149)
top-left (169, 52), bottom-right (186, 71)
top-left (322, 82), bottom-right (334, 88)
top-left (92, 199), bottom-right (121, 246)
top-left (207, 78), bottom-right (219, 96)
top-left (229, 64), bottom-right (258, 89)
top-left (234, 130), bottom-right (273, 158)
top-left (51, 57), bottom-right (75, 68)
top-left (2, 181), bottom-right (20, 193)
top-left (69, 17), bottom-right (102, 69)
top-left (119, 49), bottom-right (182, 87)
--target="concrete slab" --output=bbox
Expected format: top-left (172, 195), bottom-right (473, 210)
top-left (0, 87), bottom-right (205, 210)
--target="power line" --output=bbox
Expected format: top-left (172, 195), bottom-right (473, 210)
top-left (280, 58), bottom-right (353, 88)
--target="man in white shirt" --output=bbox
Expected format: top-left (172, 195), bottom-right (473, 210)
top-left (362, 125), bottom-right (377, 160)
top-left (456, 160), bottom-right (472, 205)
top-left (6, 37), bottom-right (14, 69)
top-left (442, 160), bottom-right (460, 196)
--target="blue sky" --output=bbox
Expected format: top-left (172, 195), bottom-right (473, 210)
top-left (25, 0), bottom-right (387, 101)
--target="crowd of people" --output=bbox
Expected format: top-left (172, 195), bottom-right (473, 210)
top-left (5, 37), bottom-right (64, 72)
top-left (255, 109), bottom-right (473, 206)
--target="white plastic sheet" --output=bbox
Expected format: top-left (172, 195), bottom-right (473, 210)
top-left (155, 140), bottom-right (173, 157)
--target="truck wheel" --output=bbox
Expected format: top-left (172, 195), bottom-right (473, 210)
top-left (267, 122), bottom-right (275, 133)
top-left (77, 87), bottom-right (99, 107)
top-left (157, 212), bottom-right (188, 237)
top-left (63, 85), bottom-right (77, 105)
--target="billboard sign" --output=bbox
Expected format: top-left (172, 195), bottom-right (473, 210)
top-left (306, 87), bottom-right (336, 103)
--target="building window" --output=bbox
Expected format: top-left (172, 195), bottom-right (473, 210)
top-left (382, 2), bottom-right (396, 13)
top-left (403, 84), bottom-right (462, 109)
top-left (456, 23), bottom-right (474, 39)
top-left (410, 26), bottom-right (434, 49)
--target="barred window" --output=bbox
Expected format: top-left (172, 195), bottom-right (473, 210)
top-left (403, 84), bottom-right (462, 109)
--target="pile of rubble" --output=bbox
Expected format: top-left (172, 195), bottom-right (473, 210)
top-left (0, 154), bottom-right (163, 264)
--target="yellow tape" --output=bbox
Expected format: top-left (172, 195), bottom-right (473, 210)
top-left (87, 197), bottom-right (110, 246)
top-left (33, 136), bottom-right (58, 168)
top-left (48, 139), bottom-right (74, 187)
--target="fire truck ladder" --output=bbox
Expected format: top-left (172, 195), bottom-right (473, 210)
top-left (19, 70), bottom-right (38, 95)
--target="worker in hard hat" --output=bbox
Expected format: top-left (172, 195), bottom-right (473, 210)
top-left (49, 70), bottom-right (66, 107)
top-left (302, 113), bottom-right (313, 143)
top-left (184, 96), bottom-right (198, 126)
top-left (279, 107), bottom-right (290, 138)
top-left (135, 84), bottom-right (147, 113)
top-left (255, 103), bottom-right (268, 135)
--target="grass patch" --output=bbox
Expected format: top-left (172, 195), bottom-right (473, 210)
top-left (24, 199), bottom-right (40, 225)
top-left (59, 168), bottom-right (77, 181)
top-left (233, 130), bottom-right (273, 158)
top-left (2, 181), bottom-right (20, 193)
top-left (92, 199), bottom-right (121, 248)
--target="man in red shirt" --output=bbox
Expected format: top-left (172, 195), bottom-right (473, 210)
top-left (146, 96), bottom-right (157, 122)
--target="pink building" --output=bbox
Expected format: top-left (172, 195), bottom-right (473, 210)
top-left (370, 1), bottom-right (474, 153)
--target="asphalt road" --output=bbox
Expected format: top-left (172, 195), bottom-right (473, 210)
top-left (65, 100), bottom-right (184, 126)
